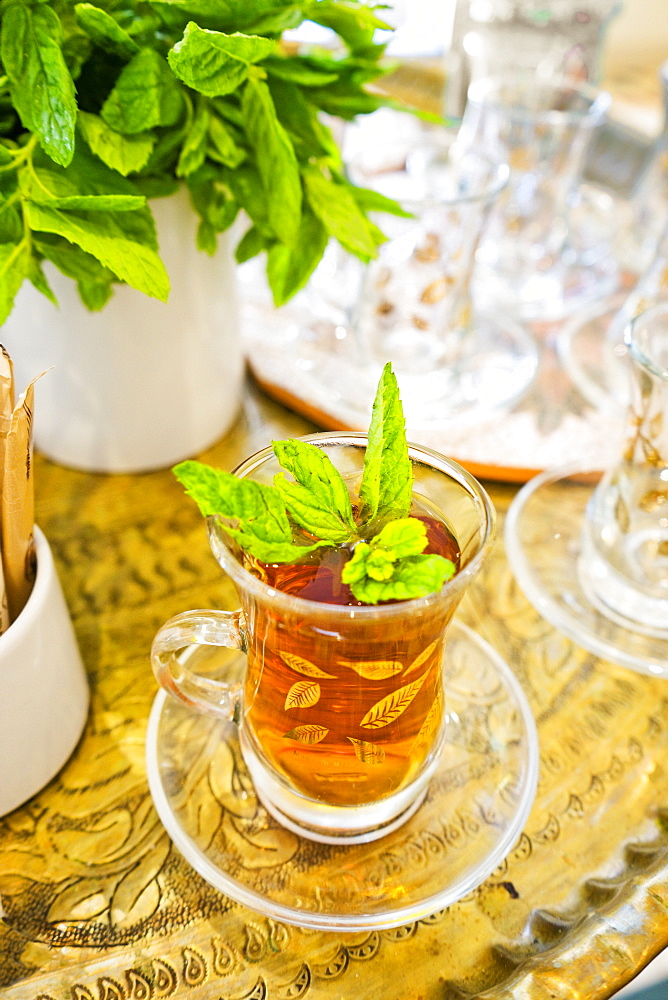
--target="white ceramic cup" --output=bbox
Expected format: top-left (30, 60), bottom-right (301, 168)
top-left (0, 525), bottom-right (89, 816)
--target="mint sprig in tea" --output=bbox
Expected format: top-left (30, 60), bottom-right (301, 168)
top-left (175, 364), bottom-right (457, 605)
top-left (172, 365), bottom-right (470, 808)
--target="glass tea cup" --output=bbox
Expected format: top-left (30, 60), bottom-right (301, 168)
top-left (151, 433), bottom-right (496, 844)
top-left (345, 136), bottom-right (536, 423)
top-left (579, 302), bottom-right (668, 636)
top-left (461, 73), bottom-right (614, 320)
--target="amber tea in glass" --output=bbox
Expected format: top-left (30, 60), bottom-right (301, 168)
top-left (152, 434), bottom-right (495, 843)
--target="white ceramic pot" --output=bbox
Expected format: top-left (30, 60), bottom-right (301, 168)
top-left (0, 526), bottom-right (88, 816)
top-left (0, 190), bottom-right (244, 473)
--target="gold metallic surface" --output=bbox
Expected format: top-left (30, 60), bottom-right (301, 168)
top-left (1, 378), bottom-right (667, 999)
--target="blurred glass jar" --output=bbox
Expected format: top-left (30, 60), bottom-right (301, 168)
top-left (445, 0), bottom-right (623, 117)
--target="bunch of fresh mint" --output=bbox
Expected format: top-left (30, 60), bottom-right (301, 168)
top-left (175, 364), bottom-right (455, 604)
top-left (0, 1), bottom-right (407, 323)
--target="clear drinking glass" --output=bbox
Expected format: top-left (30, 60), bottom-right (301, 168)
top-left (445, 0), bottom-right (623, 117)
top-left (461, 73), bottom-right (616, 320)
top-left (556, 60), bottom-right (668, 413)
top-left (151, 433), bottom-right (496, 844)
top-left (579, 302), bottom-right (668, 636)
top-left (334, 132), bottom-right (537, 425)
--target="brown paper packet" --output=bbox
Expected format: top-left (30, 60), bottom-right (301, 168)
top-left (0, 347), bottom-right (14, 633)
top-left (2, 377), bottom-right (40, 624)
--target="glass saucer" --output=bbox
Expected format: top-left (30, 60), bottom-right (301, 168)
top-left (261, 308), bottom-right (539, 430)
top-left (145, 621), bottom-right (539, 932)
top-left (505, 464), bottom-right (668, 676)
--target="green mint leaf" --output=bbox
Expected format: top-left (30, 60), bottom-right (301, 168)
top-left (74, 4), bottom-right (141, 60)
top-left (77, 277), bottom-right (114, 311)
top-left (346, 554), bottom-right (456, 604)
top-left (34, 236), bottom-right (114, 310)
top-left (25, 202), bottom-right (169, 301)
top-left (28, 258), bottom-right (58, 306)
top-left (264, 56), bottom-right (339, 88)
top-left (173, 459), bottom-right (326, 563)
top-left (168, 24), bottom-right (277, 98)
top-left (303, 1), bottom-right (392, 51)
top-left (306, 87), bottom-right (385, 122)
top-left (243, 8), bottom-right (308, 35)
top-left (241, 76), bottom-right (301, 245)
top-left (33, 139), bottom-right (149, 201)
top-left (207, 113), bottom-right (246, 168)
top-left (369, 518), bottom-right (430, 559)
top-left (34, 233), bottom-right (116, 287)
top-left (176, 99), bottom-right (210, 178)
top-left (197, 219), bottom-right (217, 254)
top-left (225, 529), bottom-right (326, 564)
top-left (266, 208), bottom-right (328, 305)
top-left (0, 240), bottom-right (30, 325)
top-left (19, 167), bottom-right (146, 212)
top-left (155, 0), bottom-right (290, 19)
top-left (235, 224), bottom-right (272, 264)
top-left (78, 112), bottom-right (156, 177)
top-left (0, 196), bottom-right (23, 245)
top-left (267, 77), bottom-right (339, 162)
top-left (102, 49), bottom-right (184, 135)
top-left (341, 519), bottom-right (455, 604)
top-left (359, 363), bottom-right (413, 523)
top-left (188, 177), bottom-right (239, 250)
top-left (350, 184), bottom-right (413, 219)
top-left (211, 98), bottom-right (244, 128)
top-left (226, 164), bottom-right (270, 232)
top-left (272, 438), bottom-right (356, 542)
top-left (341, 519), bottom-right (427, 584)
top-left (2, 4), bottom-right (77, 167)
top-left (303, 165), bottom-right (380, 261)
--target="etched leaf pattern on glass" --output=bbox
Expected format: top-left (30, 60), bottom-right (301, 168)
top-left (360, 673), bottom-right (429, 730)
top-left (280, 648), bottom-right (439, 764)
top-left (284, 725), bottom-right (330, 745)
top-left (280, 652), bottom-right (336, 679)
top-left (347, 738), bottom-right (386, 764)
top-left (338, 659), bottom-right (403, 680)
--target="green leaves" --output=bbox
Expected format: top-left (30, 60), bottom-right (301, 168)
top-left (2, 4), bottom-right (77, 167)
top-left (176, 100), bottom-right (210, 178)
top-left (168, 24), bottom-right (276, 96)
top-left (266, 208), bottom-right (328, 305)
top-left (273, 439), bottom-right (356, 543)
top-left (173, 460), bottom-right (327, 563)
top-left (303, 165), bottom-right (381, 261)
top-left (241, 76), bottom-right (301, 246)
top-left (0, 241), bottom-right (31, 326)
top-left (341, 519), bottom-right (455, 604)
top-left (74, 4), bottom-right (141, 60)
top-left (174, 365), bottom-right (458, 604)
top-left (102, 49), bottom-right (184, 134)
top-left (25, 200), bottom-right (170, 300)
top-left (78, 112), bottom-right (156, 178)
top-left (0, 0), bottom-right (402, 316)
top-left (359, 363), bottom-right (413, 524)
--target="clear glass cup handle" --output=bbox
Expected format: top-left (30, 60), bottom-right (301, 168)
top-left (151, 609), bottom-right (246, 719)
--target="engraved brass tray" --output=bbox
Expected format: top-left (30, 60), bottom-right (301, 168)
top-left (1, 380), bottom-right (667, 1000)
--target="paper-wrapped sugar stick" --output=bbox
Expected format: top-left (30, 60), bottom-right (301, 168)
top-left (0, 347), bottom-right (14, 633)
top-left (2, 377), bottom-right (39, 624)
